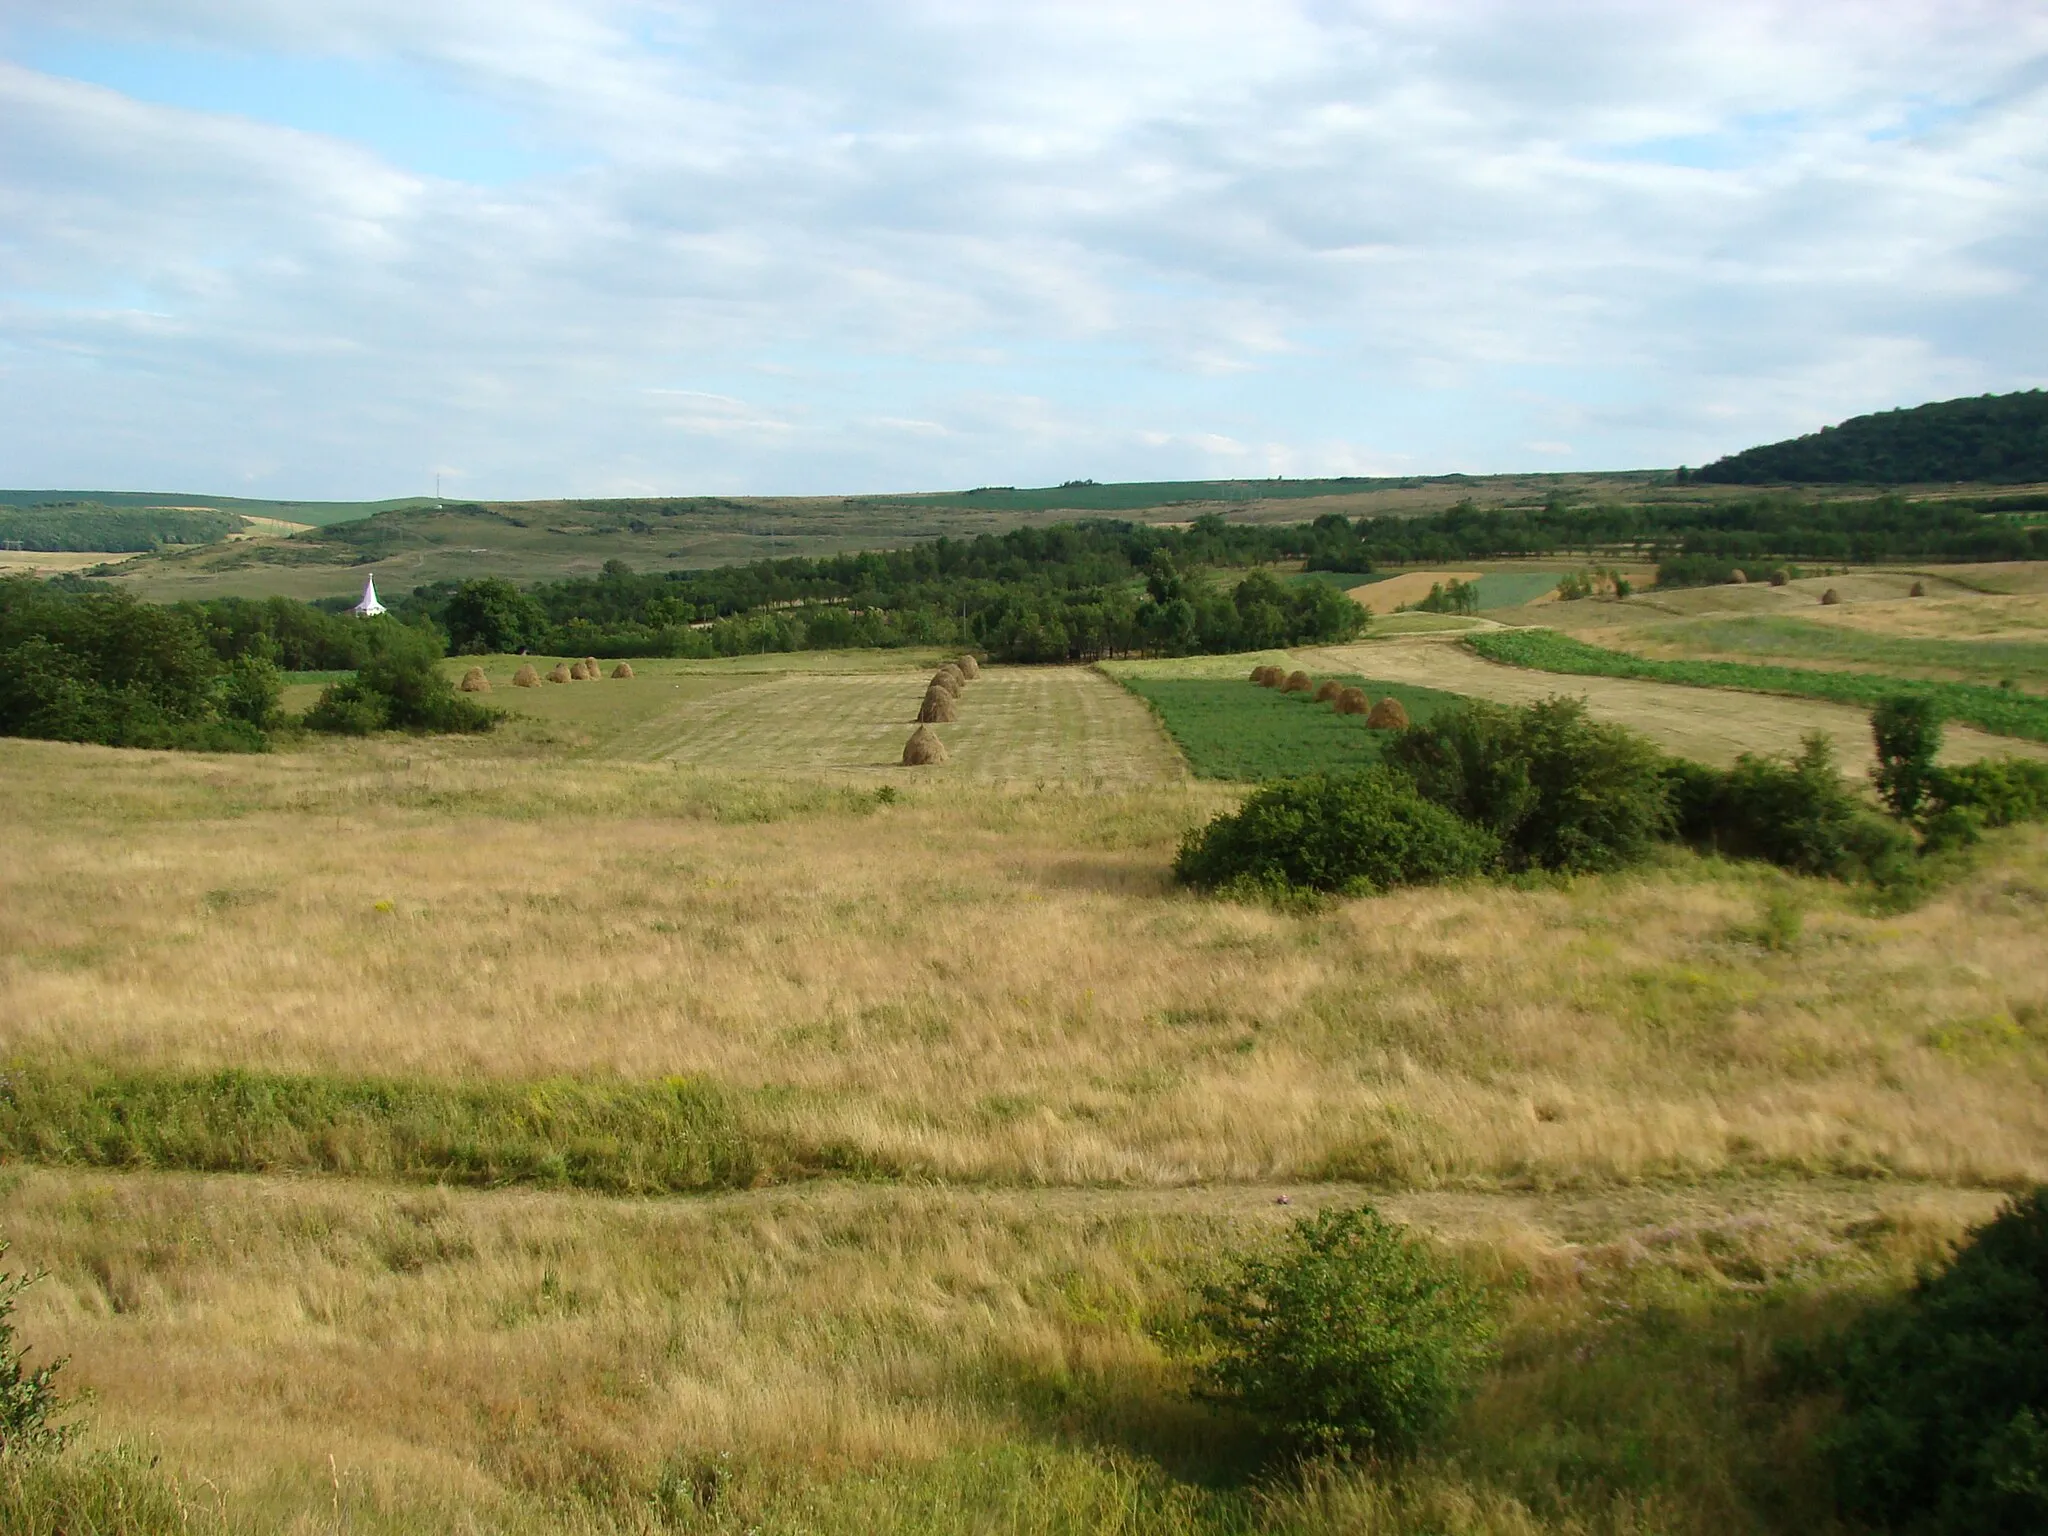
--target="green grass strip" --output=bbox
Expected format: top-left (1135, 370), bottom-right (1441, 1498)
top-left (1116, 673), bottom-right (1467, 780)
top-left (0, 1064), bottom-right (883, 1193)
top-left (1467, 629), bottom-right (2048, 743)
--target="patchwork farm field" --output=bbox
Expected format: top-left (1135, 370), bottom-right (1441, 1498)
top-left (10, 571), bottom-right (2048, 1532)
top-left (1107, 668), bottom-right (1465, 779)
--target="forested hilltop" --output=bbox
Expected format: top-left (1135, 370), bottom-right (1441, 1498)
top-left (1694, 390), bottom-right (2048, 485)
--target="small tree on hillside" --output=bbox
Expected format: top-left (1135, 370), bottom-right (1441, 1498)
top-left (0, 1243), bottom-right (71, 1458)
top-left (1873, 695), bottom-right (1944, 820)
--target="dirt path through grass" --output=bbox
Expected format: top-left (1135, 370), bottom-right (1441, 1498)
top-left (1299, 636), bottom-right (2048, 770)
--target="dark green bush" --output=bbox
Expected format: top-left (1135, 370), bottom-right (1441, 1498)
top-left (1925, 757), bottom-right (2048, 828)
top-left (1382, 697), bottom-right (1672, 873)
top-left (1670, 734), bottom-right (1912, 882)
top-left (1172, 770), bottom-right (1498, 898)
top-left (1812, 1187), bottom-right (2048, 1533)
top-left (1195, 1207), bottom-right (1494, 1459)
top-left (305, 631), bottom-right (495, 736)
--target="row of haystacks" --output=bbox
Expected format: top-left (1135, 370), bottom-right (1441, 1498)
top-left (1251, 664), bottom-right (1409, 727)
top-left (905, 655), bottom-right (980, 765)
top-left (476, 657), bottom-right (636, 690)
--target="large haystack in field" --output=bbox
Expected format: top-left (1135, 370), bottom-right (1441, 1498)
top-left (1252, 666), bottom-right (1282, 687)
top-left (1769, 569), bottom-right (1790, 587)
top-left (917, 686), bottom-right (959, 723)
top-left (547, 663), bottom-right (573, 683)
top-left (583, 657), bottom-right (600, 679)
top-left (1280, 670), bottom-right (1313, 693)
top-left (902, 724), bottom-right (947, 765)
top-left (1909, 580), bottom-right (1926, 597)
top-left (1728, 569), bottom-right (1748, 585)
top-left (956, 655), bottom-right (980, 679)
top-left (1820, 588), bottom-right (1841, 606)
top-left (934, 665), bottom-right (965, 693)
top-left (611, 662), bottom-right (635, 678)
top-left (458, 666), bottom-right (490, 693)
top-left (513, 664), bottom-right (542, 688)
top-left (1366, 696), bottom-right (1411, 729)
top-left (569, 661), bottom-right (591, 680)
top-left (1314, 680), bottom-right (1342, 702)
top-left (1333, 686), bottom-right (1370, 715)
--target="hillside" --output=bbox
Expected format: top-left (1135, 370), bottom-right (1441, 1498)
top-left (1695, 389), bottom-right (2048, 485)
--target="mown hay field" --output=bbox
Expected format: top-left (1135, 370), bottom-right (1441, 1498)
top-left (414, 652), bottom-right (1183, 781)
top-left (1106, 669), bottom-right (1465, 780)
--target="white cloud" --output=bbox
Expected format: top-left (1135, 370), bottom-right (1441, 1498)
top-left (0, 1), bottom-right (2043, 495)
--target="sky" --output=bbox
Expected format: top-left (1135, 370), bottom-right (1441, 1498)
top-left (0, 1), bottom-right (2044, 500)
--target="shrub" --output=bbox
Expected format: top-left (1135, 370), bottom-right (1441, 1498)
top-left (1872, 694), bottom-right (1943, 819)
top-left (1382, 697), bottom-right (1672, 874)
top-left (1813, 1187), bottom-right (2048, 1533)
top-left (1195, 1207), bottom-right (1494, 1459)
top-left (305, 632), bottom-right (496, 736)
top-left (0, 1243), bottom-right (70, 1458)
top-left (1173, 770), bottom-right (1498, 898)
top-left (1925, 758), bottom-right (2048, 828)
top-left (1671, 734), bottom-right (1912, 882)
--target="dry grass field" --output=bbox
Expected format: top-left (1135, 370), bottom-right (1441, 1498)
top-left (8, 588), bottom-right (2048, 1531)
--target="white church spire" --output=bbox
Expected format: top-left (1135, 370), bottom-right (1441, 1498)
top-left (352, 575), bottom-right (386, 616)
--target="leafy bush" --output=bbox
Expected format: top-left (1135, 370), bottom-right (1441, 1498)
top-left (1925, 757), bottom-right (2048, 828)
top-left (1382, 697), bottom-right (1673, 874)
top-left (1811, 1187), bottom-right (2048, 1533)
top-left (1195, 1207), bottom-right (1494, 1459)
top-left (1172, 770), bottom-right (1498, 898)
top-left (441, 577), bottom-right (549, 655)
top-left (0, 1244), bottom-right (70, 1458)
top-left (305, 631), bottom-right (496, 736)
top-left (1669, 734), bottom-right (1912, 882)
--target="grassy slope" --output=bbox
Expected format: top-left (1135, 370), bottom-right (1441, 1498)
top-left (1565, 612), bottom-right (2048, 688)
top-left (1469, 627), bottom-right (2048, 741)
top-left (1113, 672), bottom-right (1466, 780)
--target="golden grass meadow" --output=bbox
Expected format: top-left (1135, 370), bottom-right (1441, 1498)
top-left (3, 614), bottom-right (2047, 1533)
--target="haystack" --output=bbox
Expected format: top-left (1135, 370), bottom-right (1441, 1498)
top-left (902, 724), bottom-right (947, 766)
top-left (1768, 569), bottom-right (1789, 587)
top-left (934, 665), bottom-right (965, 692)
top-left (1333, 687), bottom-right (1370, 715)
top-left (611, 662), bottom-right (635, 678)
top-left (956, 655), bottom-right (980, 679)
top-left (1281, 670), bottom-right (1313, 693)
top-left (458, 666), bottom-right (490, 693)
top-left (1314, 680), bottom-right (1342, 702)
top-left (513, 664), bottom-right (542, 688)
top-left (547, 663), bottom-right (573, 683)
top-left (917, 686), bottom-right (958, 723)
top-left (1909, 580), bottom-right (1926, 598)
top-left (583, 657), bottom-right (599, 678)
top-left (1366, 696), bottom-right (1411, 729)
top-left (1253, 666), bottom-right (1282, 688)
top-left (569, 661), bottom-right (591, 680)
top-left (1729, 569), bottom-right (1748, 584)
top-left (1820, 588), bottom-right (1841, 606)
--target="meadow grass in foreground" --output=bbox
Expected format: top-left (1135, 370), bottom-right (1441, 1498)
top-left (0, 1168), bottom-right (1998, 1534)
top-left (1111, 673), bottom-right (1466, 780)
top-left (6, 736), bottom-right (2048, 1188)
top-left (1469, 628), bottom-right (2048, 742)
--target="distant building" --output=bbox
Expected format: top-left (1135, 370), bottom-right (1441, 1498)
top-left (351, 575), bottom-right (386, 617)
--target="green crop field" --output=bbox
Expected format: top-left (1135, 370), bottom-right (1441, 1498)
top-left (1469, 628), bottom-right (2048, 742)
top-left (1471, 570), bottom-right (1569, 609)
top-left (1572, 613), bottom-right (2048, 688)
top-left (1109, 670), bottom-right (1467, 780)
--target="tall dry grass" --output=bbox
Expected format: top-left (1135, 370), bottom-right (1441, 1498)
top-left (0, 1168), bottom-right (1997, 1534)
top-left (3, 736), bottom-right (2047, 1187)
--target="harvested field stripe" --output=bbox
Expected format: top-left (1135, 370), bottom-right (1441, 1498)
top-left (1468, 628), bottom-right (2048, 742)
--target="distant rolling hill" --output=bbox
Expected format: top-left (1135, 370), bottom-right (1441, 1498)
top-left (1695, 390), bottom-right (2048, 485)
top-left (0, 490), bottom-right (432, 528)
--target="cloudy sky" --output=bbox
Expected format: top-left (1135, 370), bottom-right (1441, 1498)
top-left (1, 1), bottom-right (2044, 499)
